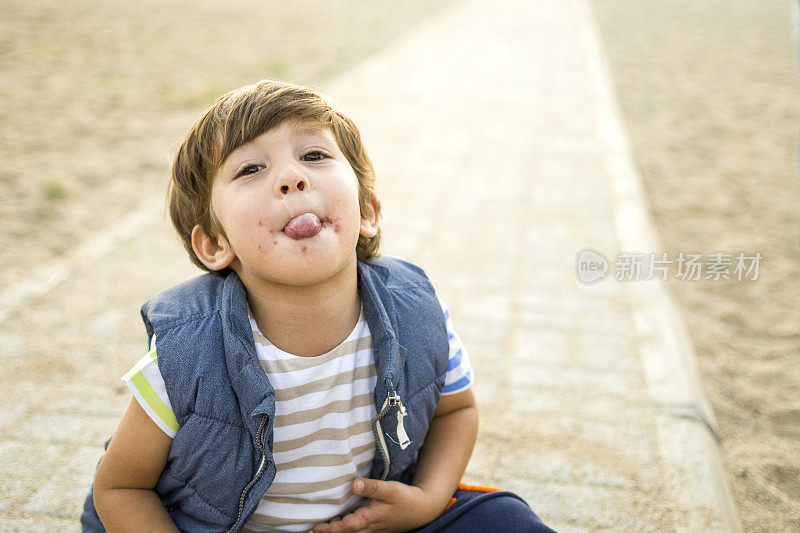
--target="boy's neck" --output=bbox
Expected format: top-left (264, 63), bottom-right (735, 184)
top-left (241, 260), bottom-right (362, 357)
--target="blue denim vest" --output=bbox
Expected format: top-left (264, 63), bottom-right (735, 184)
top-left (81, 256), bottom-right (449, 532)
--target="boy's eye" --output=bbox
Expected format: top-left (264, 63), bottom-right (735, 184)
top-left (237, 164), bottom-right (264, 177)
top-left (302, 150), bottom-right (328, 162)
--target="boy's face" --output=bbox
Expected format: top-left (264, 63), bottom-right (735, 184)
top-left (192, 118), bottom-right (378, 287)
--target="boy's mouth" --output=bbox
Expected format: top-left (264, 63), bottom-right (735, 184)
top-left (283, 212), bottom-right (322, 239)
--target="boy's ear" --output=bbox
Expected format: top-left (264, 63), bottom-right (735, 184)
top-left (191, 225), bottom-right (235, 271)
top-left (359, 192), bottom-right (381, 238)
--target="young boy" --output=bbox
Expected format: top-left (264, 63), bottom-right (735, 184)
top-left (81, 79), bottom-right (554, 532)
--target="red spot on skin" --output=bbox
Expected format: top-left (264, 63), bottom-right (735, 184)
top-left (273, 240), bottom-right (278, 245)
top-left (301, 245), bottom-right (307, 253)
top-left (333, 222), bottom-right (341, 233)
top-left (258, 220), bottom-right (263, 227)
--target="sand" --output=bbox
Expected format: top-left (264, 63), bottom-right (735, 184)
top-left (592, 0), bottom-right (800, 530)
top-left (0, 0), bottom-right (455, 291)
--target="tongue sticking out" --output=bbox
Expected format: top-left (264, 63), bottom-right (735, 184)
top-left (283, 213), bottom-right (322, 239)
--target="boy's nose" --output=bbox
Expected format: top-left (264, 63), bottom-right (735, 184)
top-left (274, 167), bottom-right (311, 197)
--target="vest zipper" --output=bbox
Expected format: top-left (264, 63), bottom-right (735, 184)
top-left (372, 385), bottom-right (406, 481)
top-left (226, 415), bottom-right (269, 533)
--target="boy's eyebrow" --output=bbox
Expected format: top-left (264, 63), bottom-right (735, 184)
top-left (218, 128), bottom-right (329, 172)
top-left (292, 125), bottom-right (331, 139)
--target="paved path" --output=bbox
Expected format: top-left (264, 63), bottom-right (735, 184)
top-left (0, 0), bottom-right (740, 531)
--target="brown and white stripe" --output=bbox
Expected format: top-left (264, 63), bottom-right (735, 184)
top-left (242, 307), bottom-right (377, 533)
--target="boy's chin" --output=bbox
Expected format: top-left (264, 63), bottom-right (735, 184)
top-left (241, 255), bottom-right (358, 288)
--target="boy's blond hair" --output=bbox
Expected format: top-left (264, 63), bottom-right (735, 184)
top-left (168, 79), bottom-right (381, 275)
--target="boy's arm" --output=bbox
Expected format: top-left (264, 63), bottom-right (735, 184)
top-left (313, 387), bottom-right (479, 533)
top-left (93, 397), bottom-right (180, 532)
top-left (409, 387), bottom-right (479, 512)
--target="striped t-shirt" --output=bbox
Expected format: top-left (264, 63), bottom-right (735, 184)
top-left (123, 298), bottom-right (473, 532)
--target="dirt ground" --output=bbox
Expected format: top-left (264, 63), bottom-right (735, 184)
top-left (592, 0), bottom-right (800, 530)
top-left (0, 0), bottom-right (455, 291)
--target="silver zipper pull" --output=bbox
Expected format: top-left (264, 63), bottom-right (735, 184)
top-left (396, 408), bottom-right (411, 450)
top-left (386, 390), bottom-right (411, 450)
top-left (387, 390), bottom-right (400, 406)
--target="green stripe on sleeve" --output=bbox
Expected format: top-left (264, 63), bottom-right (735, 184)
top-left (128, 368), bottom-right (180, 434)
top-left (148, 345), bottom-right (158, 365)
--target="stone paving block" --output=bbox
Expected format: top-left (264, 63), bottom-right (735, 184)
top-left (570, 285), bottom-right (631, 310)
top-left (523, 241), bottom-right (593, 268)
top-left (464, 334), bottom-right (511, 361)
top-left (0, 440), bottom-right (66, 513)
top-left (444, 206), bottom-right (532, 228)
top-left (575, 420), bottom-right (657, 466)
top-left (517, 303), bottom-right (633, 337)
top-left (427, 265), bottom-right (519, 294)
top-left (434, 260), bottom-right (519, 290)
top-left (20, 445), bottom-right (103, 518)
top-left (504, 386), bottom-right (653, 429)
top-left (470, 372), bottom-right (499, 405)
top-left (501, 415), bottom-right (658, 468)
top-left (512, 327), bottom-right (641, 372)
top-left (497, 478), bottom-right (647, 531)
top-left (509, 329), bottom-right (572, 366)
top-left (467, 441), bottom-right (574, 483)
top-left (0, 405), bottom-right (27, 438)
top-left (654, 415), bottom-right (730, 532)
top-left (8, 412), bottom-right (117, 446)
top-left (571, 334), bottom-right (639, 371)
top-left (528, 230), bottom-right (619, 261)
top-left (0, 517), bottom-right (80, 532)
top-left (450, 320), bottom-right (510, 352)
top-left (507, 361), bottom-right (645, 399)
top-left (529, 135), bottom-right (601, 159)
top-left (545, 522), bottom-right (590, 533)
top-left (452, 291), bottom-right (512, 321)
top-left (0, 477), bottom-right (35, 513)
top-left (436, 268), bottom-right (517, 294)
top-left (531, 176), bottom-right (614, 209)
top-left (519, 260), bottom-right (575, 284)
top-left (517, 293), bottom-right (632, 327)
top-left (467, 349), bottom-right (506, 396)
top-left (381, 209), bottom-right (435, 238)
top-left (0, 441), bottom-right (64, 477)
top-left (38, 381), bottom-right (127, 418)
top-left (468, 439), bottom-right (638, 490)
top-left (0, 332), bottom-right (25, 358)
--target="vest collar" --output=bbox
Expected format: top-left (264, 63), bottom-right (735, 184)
top-left (357, 260), bottom-right (408, 412)
top-left (218, 261), bottom-right (409, 445)
top-left (220, 272), bottom-right (275, 445)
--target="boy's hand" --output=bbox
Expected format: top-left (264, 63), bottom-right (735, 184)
top-left (314, 389), bottom-right (478, 533)
top-left (311, 478), bottom-right (442, 533)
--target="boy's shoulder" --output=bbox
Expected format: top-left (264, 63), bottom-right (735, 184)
top-left (143, 272), bottom-right (232, 325)
top-left (359, 255), bottom-right (432, 288)
top-left (143, 257), bottom-right (435, 324)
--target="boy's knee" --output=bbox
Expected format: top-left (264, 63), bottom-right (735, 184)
top-left (468, 493), bottom-right (551, 530)
top-left (429, 490), bottom-right (556, 532)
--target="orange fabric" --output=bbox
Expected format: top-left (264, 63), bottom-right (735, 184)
top-left (444, 497), bottom-right (457, 511)
top-left (442, 484), bottom-right (503, 513)
top-left (456, 482), bottom-right (503, 493)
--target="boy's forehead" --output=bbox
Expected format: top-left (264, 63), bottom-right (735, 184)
top-left (216, 118), bottom-right (334, 169)
top-left (289, 119), bottom-right (331, 137)
top-left (244, 118), bottom-right (332, 149)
